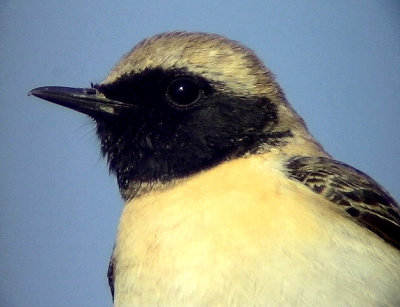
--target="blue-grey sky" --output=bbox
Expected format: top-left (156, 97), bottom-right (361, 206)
top-left (1, 1), bottom-right (399, 306)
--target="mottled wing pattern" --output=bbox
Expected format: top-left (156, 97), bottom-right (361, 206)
top-left (286, 156), bottom-right (400, 249)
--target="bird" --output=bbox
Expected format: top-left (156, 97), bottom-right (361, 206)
top-left (29, 31), bottom-right (400, 306)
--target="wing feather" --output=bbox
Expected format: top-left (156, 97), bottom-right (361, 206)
top-left (285, 156), bottom-right (400, 249)
top-left (107, 252), bottom-right (115, 301)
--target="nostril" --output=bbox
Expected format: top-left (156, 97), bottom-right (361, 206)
top-left (85, 88), bottom-right (97, 95)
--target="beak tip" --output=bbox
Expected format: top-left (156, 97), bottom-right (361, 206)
top-left (28, 87), bottom-right (47, 97)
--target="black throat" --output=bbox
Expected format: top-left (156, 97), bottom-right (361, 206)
top-left (94, 68), bottom-right (291, 198)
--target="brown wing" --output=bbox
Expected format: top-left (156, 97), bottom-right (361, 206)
top-left (285, 156), bottom-right (400, 249)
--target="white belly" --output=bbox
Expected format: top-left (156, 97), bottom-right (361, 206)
top-left (113, 155), bottom-right (400, 306)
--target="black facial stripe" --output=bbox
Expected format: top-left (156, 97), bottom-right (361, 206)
top-left (94, 68), bottom-right (213, 109)
top-left (94, 68), bottom-right (291, 197)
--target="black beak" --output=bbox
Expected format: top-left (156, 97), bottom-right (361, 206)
top-left (29, 86), bottom-right (132, 117)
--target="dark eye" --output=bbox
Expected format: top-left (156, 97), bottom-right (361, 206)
top-left (166, 78), bottom-right (201, 108)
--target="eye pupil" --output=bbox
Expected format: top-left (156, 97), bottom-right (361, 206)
top-left (167, 78), bottom-right (201, 107)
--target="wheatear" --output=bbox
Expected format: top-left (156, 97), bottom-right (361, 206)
top-left (30, 32), bottom-right (400, 306)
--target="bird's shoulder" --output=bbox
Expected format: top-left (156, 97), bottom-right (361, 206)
top-left (285, 155), bottom-right (400, 249)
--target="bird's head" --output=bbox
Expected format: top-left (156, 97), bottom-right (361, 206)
top-left (30, 32), bottom-right (324, 199)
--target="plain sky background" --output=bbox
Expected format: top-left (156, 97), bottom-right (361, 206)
top-left (1, 1), bottom-right (399, 306)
